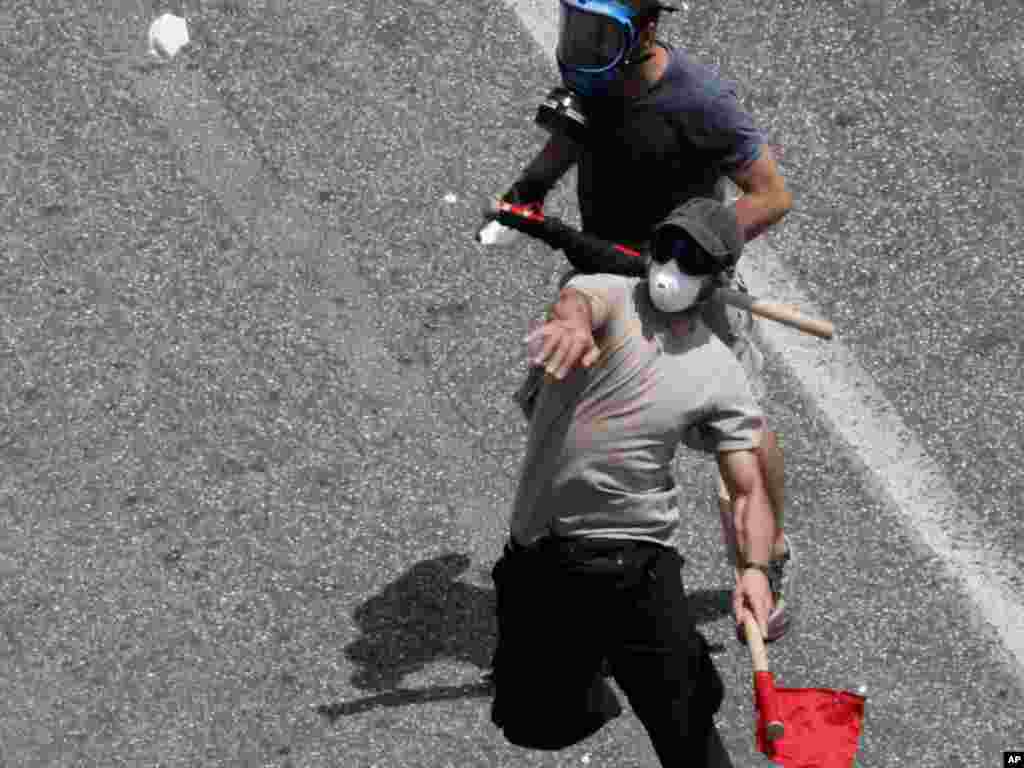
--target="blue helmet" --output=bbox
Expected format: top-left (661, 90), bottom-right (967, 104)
top-left (556, 0), bottom-right (677, 98)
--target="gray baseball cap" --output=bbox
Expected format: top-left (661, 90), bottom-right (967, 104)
top-left (651, 197), bottom-right (744, 275)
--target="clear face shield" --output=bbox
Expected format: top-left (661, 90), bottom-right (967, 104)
top-left (556, 1), bottom-right (631, 71)
top-left (555, 0), bottom-right (641, 98)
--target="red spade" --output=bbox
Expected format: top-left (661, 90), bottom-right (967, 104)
top-left (744, 615), bottom-right (866, 768)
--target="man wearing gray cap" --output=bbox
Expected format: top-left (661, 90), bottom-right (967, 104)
top-left (498, 0), bottom-right (795, 641)
top-left (490, 199), bottom-right (773, 767)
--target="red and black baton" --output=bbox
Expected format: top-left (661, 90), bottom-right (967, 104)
top-left (485, 201), bottom-right (834, 341)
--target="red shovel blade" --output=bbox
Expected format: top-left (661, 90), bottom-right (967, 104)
top-left (756, 686), bottom-right (866, 768)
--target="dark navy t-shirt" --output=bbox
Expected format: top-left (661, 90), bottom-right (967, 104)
top-left (576, 45), bottom-right (764, 245)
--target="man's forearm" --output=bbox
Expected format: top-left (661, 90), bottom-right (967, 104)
top-left (513, 135), bottom-right (579, 199)
top-left (729, 147), bottom-right (793, 242)
top-left (733, 485), bottom-right (775, 566)
top-left (720, 449), bottom-right (776, 566)
top-left (732, 191), bottom-right (791, 242)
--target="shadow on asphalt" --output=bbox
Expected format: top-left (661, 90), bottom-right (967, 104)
top-left (316, 552), bottom-right (495, 722)
top-left (687, 588), bottom-right (734, 654)
top-left (343, 552), bottom-right (497, 690)
top-left (316, 681), bottom-right (495, 722)
top-left (687, 588), bottom-right (733, 628)
top-left (317, 554), bottom-right (734, 720)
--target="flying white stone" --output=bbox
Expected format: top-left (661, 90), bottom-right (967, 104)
top-left (148, 13), bottom-right (189, 60)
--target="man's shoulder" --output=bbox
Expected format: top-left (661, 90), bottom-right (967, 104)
top-left (657, 46), bottom-right (736, 107)
top-left (565, 273), bottom-right (645, 322)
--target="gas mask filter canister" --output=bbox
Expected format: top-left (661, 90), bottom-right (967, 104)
top-left (535, 86), bottom-right (589, 144)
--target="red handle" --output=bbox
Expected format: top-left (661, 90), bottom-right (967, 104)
top-left (745, 615), bottom-right (784, 742)
top-left (753, 670), bottom-right (785, 742)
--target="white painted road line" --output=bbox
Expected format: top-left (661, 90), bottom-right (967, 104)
top-left (503, 0), bottom-right (1024, 688)
top-left (743, 243), bottom-right (1024, 683)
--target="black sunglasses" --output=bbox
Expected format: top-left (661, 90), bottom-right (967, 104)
top-left (650, 227), bottom-right (717, 275)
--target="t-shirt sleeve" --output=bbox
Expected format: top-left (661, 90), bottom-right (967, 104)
top-left (680, 352), bottom-right (764, 453)
top-left (678, 80), bottom-right (765, 174)
top-left (697, 400), bottom-right (764, 452)
top-left (564, 273), bottom-right (630, 327)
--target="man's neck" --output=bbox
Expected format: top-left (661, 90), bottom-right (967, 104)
top-left (639, 43), bottom-right (669, 85)
top-left (620, 43), bottom-right (668, 99)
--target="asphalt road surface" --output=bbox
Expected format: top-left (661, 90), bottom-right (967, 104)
top-left (1, 0), bottom-right (1022, 766)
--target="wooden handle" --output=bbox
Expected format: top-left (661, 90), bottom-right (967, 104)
top-left (744, 614), bottom-right (770, 672)
top-left (715, 288), bottom-right (834, 340)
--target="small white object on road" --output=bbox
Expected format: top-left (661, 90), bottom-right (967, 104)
top-left (476, 220), bottom-right (521, 246)
top-left (443, 192), bottom-right (458, 204)
top-left (148, 13), bottom-right (189, 59)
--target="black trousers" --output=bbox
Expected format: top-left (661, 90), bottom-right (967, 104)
top-left (490, 537), bottom-right (733, 767)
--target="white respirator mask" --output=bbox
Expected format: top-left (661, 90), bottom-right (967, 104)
top-left (645, 197), bottom-right (745, 314)
top-left (647, 258), bottom-right (709, 313)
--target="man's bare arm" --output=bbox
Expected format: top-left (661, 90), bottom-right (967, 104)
top-left (718, 448), bottom-right (775, 565)
top-left (719, 446), bottom-right (776, 635)
top-left (729, 145), bottom-right (793, 242)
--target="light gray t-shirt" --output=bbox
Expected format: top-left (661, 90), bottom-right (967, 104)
top-left (509, 274), bottom-right (763, 547)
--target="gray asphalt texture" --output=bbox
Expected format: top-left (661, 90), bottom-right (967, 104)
top-left (1, 0), bottom-right (1021, 766)
top-left (690, 0), bottom-right (1024, 580)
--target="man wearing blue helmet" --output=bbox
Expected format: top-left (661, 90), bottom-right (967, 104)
top-left (498, 0), bottom-right (795, 642)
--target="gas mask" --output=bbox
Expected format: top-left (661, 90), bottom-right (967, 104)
top-left (536, 0), bottom-right (677, 142)
top-left (555, 0), bottom-right (676, 98)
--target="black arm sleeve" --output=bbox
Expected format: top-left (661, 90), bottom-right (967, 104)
top-left (562, 235), bottom-right (650, 277)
